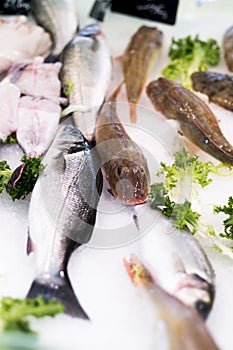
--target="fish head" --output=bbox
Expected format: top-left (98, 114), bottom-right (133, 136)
top-left (106, 158), bottom-right (150, 205)
top-left (175, 274), bottom-right (215, 320)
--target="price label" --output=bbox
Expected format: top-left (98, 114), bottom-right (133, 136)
top-left (111, 0), bottom-right (179, 25)
top-left (0, 0), bottom-right (30, 15)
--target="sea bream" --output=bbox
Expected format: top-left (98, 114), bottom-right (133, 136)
top-left (140, 212), bottom-right (215, 320)
top-left (31, 0), bottom-right (79, 58)
top-left (147, 78), bottom-right (233, 166)
top-left (26, 124), bottom-right (102, 318)
top-left (95, 85), bottom-right (150, 205)
top-left (124, 255), bottom-right (219, 349)
top-left (60, 23), bottom-right (112, 138)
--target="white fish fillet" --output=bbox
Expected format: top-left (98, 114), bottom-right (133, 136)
top-left (16, 96), bottom-right (60, 157)
top-left (0, 16), bottom-right (52, 74)
top-left (0, 82), bottom-right (20, 142)
top-left (3, 56), bottom-right (66, 104)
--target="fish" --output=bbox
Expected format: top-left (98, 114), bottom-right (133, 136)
top-left (95, 84), bottom-right (150, 205)
top-left (141, 212), bottom-right (215, 320)
top-left (0, 82), bottom-right (20, 142)
top-left (0, 16), bottom-right (51, 74)
top-left (146, 77), bottom-right (233, 166)
top-left (16, 96), bottom-right (61, 158)
top-left (3, 56), bottom-right (67, 105)
top-left (124, 255), bottom-right (219, 350)
top-left (191, 71), bottom-right (233, 112)
top-left (31, 0), bottom-right (79, 58)
top-left (26, 124), bottom-right (103, 318)
top-left (122, 25), bottom-right (163, 124)
top-left (223, 25), bottom-right (233, 72)
top-left (60, 23), bottom-right (112, 138)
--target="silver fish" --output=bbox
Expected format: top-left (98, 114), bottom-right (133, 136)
top-left (124, 255), bottom-right (219, 350)
top-left (31, 0), bottom-right (79, 57)
top-left (26, 124), bottom-right (102, 318)
top-left (141, 212), bottom-right (215, 320)
top-left (60, 23), bottom-right (112, 138)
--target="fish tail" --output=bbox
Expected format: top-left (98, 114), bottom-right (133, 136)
top-left (110, 81), bottom-right (124, 102)
top-left (129, 103), bottom-right (137, 124)
top-left (26, 274), bottom-right (89, 319)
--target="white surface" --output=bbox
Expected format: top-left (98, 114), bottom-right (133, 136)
top-left (0, 1), bottom-right (233, 349)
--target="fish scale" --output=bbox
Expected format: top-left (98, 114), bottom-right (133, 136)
top-left (31, 0), bottom-right (79, 57)
top-left (60, 24), bottom-right (112, 138)
top-left (26, 124), bottom-right (103, 318)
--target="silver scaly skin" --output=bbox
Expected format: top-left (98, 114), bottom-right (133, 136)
top-left (60, 24), bottom-right (112, 137)
top-left (141, 213), bottom-right (215, 320)
top-left (26, 124), bottom-right (102, 318)
top-left (31, 0), bottom-right (79, 57)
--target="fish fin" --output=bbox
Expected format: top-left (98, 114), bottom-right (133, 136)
top-left (61, 104), bottom-right (92, 117)
top-left (109, 81), bottom-right (124, 102)
top-left (44, 54), bottom-right (60, 63)
top-left (129, 103), bottom-right (137, 124)
top-left (107, 188), bottom-right (115, 197)
top-left (27, 275), bottom-right (89, 319)
top-left (178, 129), bottom-right (184, 136)
top-left (26, 229), bottom-right (35, 255)
top-left (114, 55), bottom-right (122, 61)
top-left (96, 169), bottom-right (103, 196)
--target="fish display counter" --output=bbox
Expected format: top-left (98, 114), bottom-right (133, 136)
top-left (0, 0), bottom-right (233, 349)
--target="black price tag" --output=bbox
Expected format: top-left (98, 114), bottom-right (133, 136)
top-left (111, 0), bottom-right (179, 25)
top-left (0, 0), bottom-right (30, 15)
top-left (89, 0), bottom-right (112, 21)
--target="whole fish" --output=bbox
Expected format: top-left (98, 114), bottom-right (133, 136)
top-left (95, 85), bottom-right (150, 205)
top-left (60, 23), bottom-right (112, 138)
top-left (141, 213), bottom-right (215, 320)
top-left (191, 71), bottom-right (233, 112)
top-left (26, 124), bottom-right (102, 318)
top-left (223, 25), bottom-right (233, 72)
top-left (30, 0), bottom-right (79, 57)
top-left (124, 255), bottom-right (219, 350)
top-left (147, 77), bottom-right (233, 166)
top-left (122, 25), bottom-right (163, 124)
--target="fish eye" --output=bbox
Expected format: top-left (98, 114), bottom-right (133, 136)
top-left (195, 300), bottom-right (210, 320)
top-left (140, 166), bottom-right (145, 174)
top-left (117, 166), bottom-right (122, 177)
top-left (68, 143), bottom-right (85, 154)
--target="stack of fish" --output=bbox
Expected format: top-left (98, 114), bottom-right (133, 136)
top-left (1, 0), bottom-right (233, 348)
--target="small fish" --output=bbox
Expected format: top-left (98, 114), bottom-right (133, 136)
top-left (26, 124), bottom-right (102, 318)
top-left (122, 25), bottom-right (163, 123)
top-left (124, 255), bottom-right (219, 350)
top-left (223, 25), bottom-right (233, 72)
top-left (141, 214), bottom-right (215, 320)
top-left (191, 71), bottom-right (233, 112)
top-left (147, 77), bottom-right (233, 166)
top-left (60, 23), bottom-right (112, 138)
top-left (31, 0), bottom-right (79, 57)
top-left (95, 85), bottom-right (150, 205)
